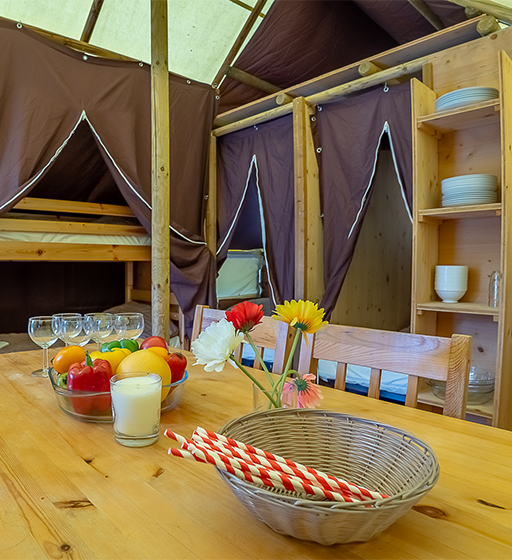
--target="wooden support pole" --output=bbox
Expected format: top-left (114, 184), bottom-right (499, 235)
top-left (477, 14), bottom-right (502, 35)
top-left (151, 0), bottom-right (170, 340)
top-left (293, 97), bottom-right (323, 303)
top-left (206, 134), bottom-right (218, 256)
top-left (407, 0), bottom-right (446, 30)
top-left (225, 66), bottom-right (282, 94)
top-left (227, 0), bottom-right (266, 16)
top-left (80, 0), bottom-right (104, 43)
top-left (447, 1), bottom-right (512, 25)
top-left (3, 16), bottom-right (136, 61)
top-left (358, 61), bottom-right (401, 85)
top-left (211, 0), bottom-right (268, 88)
top-left (214, 55), bottom-right (428, 137)
top-left (465, 6), bottom-right (483, 18)
top-left (276, 92), bottom-right (295, 106)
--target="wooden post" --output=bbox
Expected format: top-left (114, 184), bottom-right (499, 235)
top-left (293, 97), bottom-right (323, 303)
top-left (151, 0), bottom-right (170, 340)
top-left (211, 0), bottom-right (269, 88)
top-left (80, 0), bottom-right (104, 43)
top-left (206, 134), bottom-right (217, 255)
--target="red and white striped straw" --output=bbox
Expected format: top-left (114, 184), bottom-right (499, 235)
top-left (166, 434), bottom-right (357, 502)
top-left (194, 427), bottom-right (387, 501)
top-left (170, 441), bottom-right (317, 496)
top-left (182, 440), bottom-right (358, 503)
top-left (190, 431), bottom-right (359, 500)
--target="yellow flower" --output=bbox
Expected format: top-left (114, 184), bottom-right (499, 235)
top-left (272, 300), bottom-right (328, 334)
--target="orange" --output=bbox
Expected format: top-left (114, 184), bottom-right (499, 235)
top-left (116, 349), bottom-right (172, 400)
top-left (147, 346), bottom-right (169, 360)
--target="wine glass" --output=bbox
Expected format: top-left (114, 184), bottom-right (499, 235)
top-left (28, 316), bottom-right (58, 377)
top-left (52, 313), bottom-right (82, 346)
top-left (114, 312), bottom-right (144, 341)
top-left (85, 312), bottom-right (114, 351)
top-left (62, 316), bottom-right (91, 347)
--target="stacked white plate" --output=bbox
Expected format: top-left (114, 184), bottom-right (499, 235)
top-left (441, 174), bottom-right (498, 207)
top-left (435, 87), bottom-right (499, 112)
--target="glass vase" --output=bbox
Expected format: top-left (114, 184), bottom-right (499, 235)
top-left (252, 383), bottom-right (298, 412)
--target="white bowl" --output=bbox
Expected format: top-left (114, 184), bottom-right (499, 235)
top-left (435, 287), bottom-right (467, 303)
top-left (435, 280), bottom-right (468, 290)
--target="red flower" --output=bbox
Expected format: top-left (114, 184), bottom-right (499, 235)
top-left (226, 301), bottom-right (264, 333)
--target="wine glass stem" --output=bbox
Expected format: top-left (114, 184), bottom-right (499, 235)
top-left (42, 346), bottom-right (49, 375)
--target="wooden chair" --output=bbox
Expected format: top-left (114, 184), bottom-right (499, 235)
top-left (297, 324), bottom-right (472, 419)
top-left (191, 305), bottom-right (294, 374)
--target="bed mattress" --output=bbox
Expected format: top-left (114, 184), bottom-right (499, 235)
top-left (0, 231), bottom-right (151, 246)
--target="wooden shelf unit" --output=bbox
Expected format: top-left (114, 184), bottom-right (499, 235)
top-left (411, 50), bottom-right (512, 430)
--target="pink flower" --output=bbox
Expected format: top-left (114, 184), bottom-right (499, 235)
top-left (285, 373), bottom-right (323, 409)
top-left (225, 301), bottom-right (264, 333)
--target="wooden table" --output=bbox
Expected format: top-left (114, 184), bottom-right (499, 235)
top-left (1, 349), bottom-right (511, 559)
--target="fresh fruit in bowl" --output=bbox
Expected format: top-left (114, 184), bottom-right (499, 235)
top-left (167, 352), bottom-right (187, 383)
top-left (140, 336), bottom-right (168, 350)
top-left (116, 349), bottom-right (172, 400)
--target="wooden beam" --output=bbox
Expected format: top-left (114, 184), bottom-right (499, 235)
top-left (407, 0), bottom-right (446, 30)
top-left (0, 16), bottom-right (136, 61)
top-left (211, 0), bottom-right (268, 88)
top-left (227, 0), bottom-right (266, 17)
top-left (214, 55), bottom-right (428, 137)
top-left (151, 0), bottom-right (170, 341)
top-left (225, 66), bottom-right (282, 94)
top-left (213, 15), bottom-right (483, 129)
top-left (80, 0), bottom-right (104, 43)
top-left (12, 197), bottom-right (135, 217)
top-left (477, 14), bottom-right (502, 35)
top-left (447, 0), bottom-right (512, 24)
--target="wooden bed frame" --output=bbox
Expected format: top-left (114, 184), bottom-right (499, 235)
top-left (0, 196), bottom-right (186, 347)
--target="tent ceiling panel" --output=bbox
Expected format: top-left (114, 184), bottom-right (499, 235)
top-left (0, 0), bottom-right (273, 85)
top-left (0, 0), bottom-right (92, 40)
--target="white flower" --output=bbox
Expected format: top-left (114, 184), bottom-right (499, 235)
top-left (191, 318), bottom-right (244, 372)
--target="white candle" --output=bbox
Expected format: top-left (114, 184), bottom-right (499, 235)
top-left (111, 375), bottom-right (161, 438)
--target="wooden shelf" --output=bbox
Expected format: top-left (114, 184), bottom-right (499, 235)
top-left (416, 301), bottom-right (499, 317)
top-left (417, 99), bottom-right (500, 134)
top-left (418, 203), bottom-right (501, 221)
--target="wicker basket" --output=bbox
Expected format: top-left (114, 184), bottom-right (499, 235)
top-left (217, 408), bottom-right (439, 545)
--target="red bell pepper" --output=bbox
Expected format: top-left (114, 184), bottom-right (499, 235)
top-left (67, 354), bottom-right (113, 415)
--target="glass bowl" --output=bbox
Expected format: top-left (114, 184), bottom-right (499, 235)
top-left (427, 377), bottom-right (494, 405)
top-left (49, 368), bottom-right (188, 422)
top-left (162, 371), bottom-right (188, 412)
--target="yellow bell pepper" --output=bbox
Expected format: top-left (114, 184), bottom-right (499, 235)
top-left (91, 348), bottom-right (127, 373)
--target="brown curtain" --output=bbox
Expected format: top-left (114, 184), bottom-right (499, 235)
top-left (314, 81), bottom-right (413, 318)
top-left (0, 19), bottom-right (217, 333)
top-left (217, 116), bottom-right (295, 307)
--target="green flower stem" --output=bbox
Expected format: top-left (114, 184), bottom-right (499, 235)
top-left (231, 356), bottom-right (279, 408)
top-left (275, 327), bottom-right (302, 393)
top-left (244, 331), bottom-right (274, 386)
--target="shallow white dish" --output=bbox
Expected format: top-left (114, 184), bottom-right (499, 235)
top-left (436, 87), bottom-right (499, 111)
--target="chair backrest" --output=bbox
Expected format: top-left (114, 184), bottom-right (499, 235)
top-left (297, 323), bottom-right (472, 419)
top-left (191, 305), bottom-right (294, 374)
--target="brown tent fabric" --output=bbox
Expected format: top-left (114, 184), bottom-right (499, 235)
top-left (313, 81), bottom-right (413, 318)
top-left (218, 0), bottom-right (398, 114)
top-left (0, 19), bottom-right (217, 333)
top-left (218, 0), bottom-right (466, 115)
top-left (217, 116), bottom-right (295, 307)
top-left (354, 0), bottom-right (467, 44)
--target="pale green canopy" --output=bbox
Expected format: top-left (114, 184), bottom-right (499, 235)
top-left (0, 0), bottom-right (274, 84)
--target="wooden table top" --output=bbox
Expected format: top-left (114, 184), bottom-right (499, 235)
top-left (1, 349), bottom-right (511, 560)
